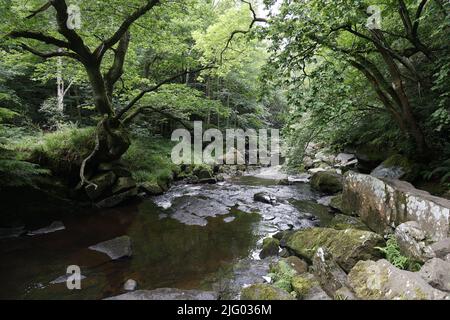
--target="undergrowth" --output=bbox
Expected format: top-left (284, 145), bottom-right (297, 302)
top-left (376, 235), bottom-right (422, 271)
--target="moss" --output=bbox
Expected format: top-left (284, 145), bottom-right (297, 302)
top-left (286, 228), bottom-right (384, 272)
top-left (260, 237), bottom-right (280, 258)
top-left (123, 136), bottom-right (178, 186)
top-left (240, 284), bottom-right (295, 300)
top-left (381, 154), bottom-right (418, 181)
top-left (310, 171), bottom-right (343, 194)
top-left (291, 275), bottom-right (314, 298)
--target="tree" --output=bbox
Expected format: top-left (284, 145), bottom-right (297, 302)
top-left (5, 0), bottom-right (211, 187)
top-left (264, 0), bottom-right (450, 157)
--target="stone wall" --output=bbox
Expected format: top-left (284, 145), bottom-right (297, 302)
top-left (342, 171), bottom-right (450, 241)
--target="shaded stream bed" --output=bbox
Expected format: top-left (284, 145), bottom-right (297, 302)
top-left (0, 170), bottom-right (330, 300)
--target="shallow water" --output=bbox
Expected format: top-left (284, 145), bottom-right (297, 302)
top-left (0, 169), bottom-right (329, 300)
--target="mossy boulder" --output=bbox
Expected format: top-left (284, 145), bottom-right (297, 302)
top-left (260, 237), bottom-right (280, 259)
top-left (240, 284), bottom-right (295, 300)
top-left (291, 275), bottom-right (315, 298)
top-left (138, 181), bottom-right (164, 196)
top-left (112, 177), bottom-right (136, 194)
top-left (348, 259), bottom-right (449, 300)
top-left (85, 171), bottom-right (117, 200)
top-left (371, 154), bottom-right (418, 181)
top-left (192, 164), bottom-right (214, 180)
top-left (329, 214), bottom-right (369, 231)
top-left (310, 171), bottom-right (343, 194)
top-left (285, 228), bottom-right (384, 272)
top-left (293, 200), bottom-right (333, 226)
top-left (329, 194), bottom-right (345, 213)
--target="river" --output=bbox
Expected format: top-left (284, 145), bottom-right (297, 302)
top-left (0, 167), bottom-right (331, 300)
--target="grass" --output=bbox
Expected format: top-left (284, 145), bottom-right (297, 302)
top-left (123, 135), bottom-right (179, 186)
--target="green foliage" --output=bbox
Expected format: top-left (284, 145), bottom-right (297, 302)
top-left (267, 260), bottom-right (297, 293)
top-left (0, 159), bottom-right (49, 188)
top-left (376, 236), bottom-right (421, 271)
top-left (123, 135), bottom-right (178, 185)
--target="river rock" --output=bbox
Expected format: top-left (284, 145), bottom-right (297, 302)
top-left (253, 192), bottom-right (277, 205)
top-left (419, 258), bottom-right (450, 292)
top-left (106, 288), bottom-right (218, 300)
top-left (27, 221), bottom-right (65, 236)
top-left (430, 237), bottom-right (450, 259)
top-left (85, 171), bottom-right (117, 200)
top-left (335, 153), bottom-right (358, 168)
top-left (310, 171), bottom-right (343, 194)
top-left (329, 194), bottom-right (345, 212)
top-left (89, 235), bottom-right (132, 260)
top-left (95, 187), bottom-right (138, 208)
top-left (395, 221), bottom-right (435, 263)
top-left (348, 259), bottom-right (449, 300)
top-left (370, 154), bottom-right (416, 181)
top-left (285, 228), bottom-right (384, 272)
top-left (283, 256), bottom-right (309, 275)
top-left (0, 226), bottom-right (25, 239)
top-left (240, 284), bottom-right (295, 300)
top-left (112, 177), bottom-right (136, 194)
top-left (312, 247), bottom-right (352, 298)
top-left (329, 214), bottom-right (369, 231)
top-left (123, 279), bottom-right (137, 291)
top-left (260, 237), bottom-right (280, 259)
top-left (341, 171), bottom-right (450, 241)
top-left (138, 181), bottom-right (164, 196)
top-left (50, 273), bottom-right (86, 284)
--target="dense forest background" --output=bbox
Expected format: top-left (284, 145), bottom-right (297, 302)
top-left (0, 0), bottom-right (449, 223)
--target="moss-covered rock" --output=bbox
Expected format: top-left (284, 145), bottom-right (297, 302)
top-left (285, 228), bottom-right (384, 272)
top-left (112, 177), bottom-right (136, 194)
top-left (138, 181), bottom-right (164, 196)
top-left (329, 193), bottom-right (345, 213)
top-left (329, 214), bottom-right (370, 231)
top-left (85, 171), bottom-right (117, 200)
top-left (260, 237), bottom-right (280, 259)
top-left (291, 275), bottom-right (314, 298)
top-left (192, 164), bottom-right (214, 180)
top-left (371, 154), bottom-right (418, 181)
top-left (240, 284), bottom-right (295, 300)
top-left (348, 259), bottom-right (449, 300)
top-left (310, 171), bottom-right (343, 194)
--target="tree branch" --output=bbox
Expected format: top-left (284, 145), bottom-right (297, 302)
top-left (104, 31), bottom-right (130, 99)
top-left (26, 1), bottom-right (52, 19)
top-left (18, 43), bottom-right (81, 61)
top-left (116, 65), bottom-right (215, 121)
top-left (94, 0), bottom-right (160, 60)
top-left (8, 30), bottom-right (71, 49)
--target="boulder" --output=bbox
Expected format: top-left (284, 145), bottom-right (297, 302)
top-left (95, 187), bottom-right (138, 208)
top-left (112, 177), bottom-right (136, 194)
top-left (430, 238), bottom-right (450, 259)
top-left (27, 221), bottom-right (65, 236)
top-left (283, 256), bottom-right (309, 275)
top-left (192, 165), bottom-right (214, 180)
top-left (395, 221), bottom-right (435, 263)
top-left (285, 228), bottom-right (384, 272)
top-left (291, 274), bottom-right (317, 299)
top-left (329, 214), bottom-right (369, 231)
top-left (341, 171), bottom-right (450, 241)
top-left (310, 171), bottom-right (343, 194)
top-left (253, 192), bottom-right (277, 205)
top-left (419, 258), bottom-right (450, 292)
top-left (85, 171), bottom-right (117, 200)
top-left (370, 154), bottom-right (417, 181)
top-left (335, 153), bottom-right (358, 168)
top-left (348, 259), bottom-right (449, 300)
top-left (106, 288), bottom-right (217, 300)
top-left (123, 279), bottom-right (137, 291)
top-left (260, 237), bottom-right (280, 259)
top-left (329, 194), bottom-right (345, 213)
top-left (240, 284), bottom-right (295, 300)
top-left (88, 235), bottom-right (132, 260)
top-left (138, 181), bottom-right (164, 196)
top-left (312, 247), bottom-right (352, 298)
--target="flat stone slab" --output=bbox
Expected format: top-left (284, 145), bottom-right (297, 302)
top-left (0, 226), bottom-right (25, 239)
top-left (105, 288), bottom-right (218, 300)
top-left (27, 221), bottom-right (65, 236)
top-left (88, 235), bottom-right (132, 260)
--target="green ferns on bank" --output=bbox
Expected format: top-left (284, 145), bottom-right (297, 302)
top-left (376, 236), bottom-right (421, 271)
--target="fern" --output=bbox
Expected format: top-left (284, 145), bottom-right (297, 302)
top-left (0, 159), bottom-right (50, 188)
top-left (376, 236), bottom-right (421, 271)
